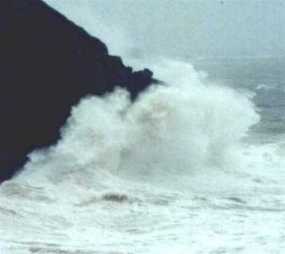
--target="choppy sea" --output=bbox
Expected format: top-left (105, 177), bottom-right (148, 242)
top-left (1, 57), bottom-right (285, 254)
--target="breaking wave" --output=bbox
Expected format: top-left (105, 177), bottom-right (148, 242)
top-left (2, 3), bottom-right (285, 253)
top-left (12, 59), bottom-right (263, 195)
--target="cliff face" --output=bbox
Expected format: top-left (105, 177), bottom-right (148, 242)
top-left (0, 0), bottom-right (155, 182)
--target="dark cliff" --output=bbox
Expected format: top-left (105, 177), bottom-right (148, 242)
top-left (0, 0), bottom-right (155, 182)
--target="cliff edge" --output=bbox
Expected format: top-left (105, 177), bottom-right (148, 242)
top-left (0, 0), bottom-right (155, 182)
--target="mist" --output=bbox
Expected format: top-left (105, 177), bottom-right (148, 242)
top-left (45, 0), bottom-right (285, 59)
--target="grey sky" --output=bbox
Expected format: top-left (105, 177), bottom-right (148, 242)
top-left (45, 0), bottom-right (285, 58)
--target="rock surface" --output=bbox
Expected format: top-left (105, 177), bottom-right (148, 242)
top-left (0, 0), bottom-right (155, 182)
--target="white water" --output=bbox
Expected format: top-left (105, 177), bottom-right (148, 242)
top-left (1, 60), bottom-right (285, 253)
top-left (1, 2), bottom-right (285, 254)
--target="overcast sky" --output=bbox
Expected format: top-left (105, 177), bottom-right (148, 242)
top-left (45, 0), bottom-right (285, 59)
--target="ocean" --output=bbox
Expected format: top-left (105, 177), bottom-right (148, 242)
top-left (194, 57), bottom-right (285, 144)
top-left (1, 1), bottom-right (285, 253)
top-left (1, 56), bottom-right (285, 254)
